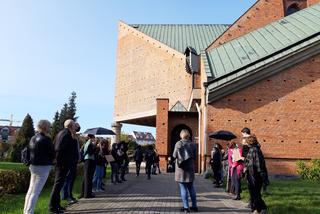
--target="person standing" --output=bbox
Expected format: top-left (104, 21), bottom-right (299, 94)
top-left (244, 135), bottom-right (268, 214)
top-left (117, 141), bottom-right (127, 181)
top-left (173, 129), bottom-right (198, 213)
top-left (110, 143), bottom-right (121, 184)
top-left (24, 120), bottom-right (54, 214)
top-left (92, 140), bottom-right (107, 192)
top-left (133, 145), bottom-right (143, 176)
top-left (144, 145), bottom-right (155, 180)
top-left (228, 141), bottom-right (244, 200)
top-left (61, 122), bottom-right (81, 204)
top-left (153, 149), bottom-right (161, 175)
top-left (49, 119), bottom-right (75, 213)
top-left (210, 144), bottom-right (222, 187)
top-left (80, 134), bottom-right (96, 198)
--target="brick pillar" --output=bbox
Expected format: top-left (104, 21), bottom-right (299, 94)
top-left (156, 98), bottom-right (169, 172)
top-left (111, 122), bottom-right (122, 145)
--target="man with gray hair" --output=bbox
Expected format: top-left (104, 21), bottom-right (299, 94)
top-left (49, 119), bottom-right (75, 214)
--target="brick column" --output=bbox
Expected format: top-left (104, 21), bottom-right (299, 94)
top-left (156, 98), bottom-right (169, 172)
top-left (111, 122), bottom-right (122, 145)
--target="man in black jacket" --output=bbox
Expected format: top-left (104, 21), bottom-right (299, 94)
top-left (61, 123), bottom-right (81, 204)
top-left (49, 119), bottom-right (76, 214)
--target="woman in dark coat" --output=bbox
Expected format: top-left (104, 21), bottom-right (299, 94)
top-left (173, 129), bottom-right (198, 213)
top-left (24, 120), bottom-right (54, 214)
top-left (244, 135), bottom-right (268, 214)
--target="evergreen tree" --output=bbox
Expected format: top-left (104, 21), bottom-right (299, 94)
top-left (66, 91), bottom-right (77, 121)
top-left (51, 111), bottom-right (60, 140)
top-left (59, 103), bottom-right (68, 130)
top-left (10, 114), bottom-right (35, 162)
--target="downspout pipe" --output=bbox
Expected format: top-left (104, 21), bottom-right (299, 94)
top-left (203, 82), bottom-right (209, 172)
top-left (195, 102), bottom-right (201, 173)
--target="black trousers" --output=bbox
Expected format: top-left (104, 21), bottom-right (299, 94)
top-left (49, 166), bottom-right (69, 210)
top-left (146, 162), bottom-right (153, 178)
top-left (231, 168), bottom-right (241, 197)
top-left (135, 161), bottom-right (141, 175)
top-left (213, 168), bottom-right (221, 184)
top-left (119, 163), bottom-right (126, 180)
top-left (247, 173), bottom-right (267, 212)
top-left (81, 159), bottom-right (96, 197)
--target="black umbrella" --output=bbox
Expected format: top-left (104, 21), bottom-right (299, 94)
top-left (83, 127), bottom-right (115, 135)
top-left (209, 130), bottom-right (237, 141)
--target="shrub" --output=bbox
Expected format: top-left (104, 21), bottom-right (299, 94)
top-left (297, 159), bottom-right (320, 181)
top-left (0, 163), bottom-right (83, 197)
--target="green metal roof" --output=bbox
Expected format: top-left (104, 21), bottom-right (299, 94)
top-left (130, 24), bottom-right (229, 53)
top-left (206, 3), bottom-right (320, 100)
top-left (206, 3), bottom-right (320, 80)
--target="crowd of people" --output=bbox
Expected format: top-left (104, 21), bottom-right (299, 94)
top-left (23, 119), bottom-right (131, 214)
top-left (209, 127), bottom-right (269, 214)
top-left (22, 117), bottom-right (268, 214)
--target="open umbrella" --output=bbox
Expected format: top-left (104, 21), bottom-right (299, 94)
top-left (208, 130), bottom-right (237, 141)
top-left (83, 127), bottom-right (115, 135)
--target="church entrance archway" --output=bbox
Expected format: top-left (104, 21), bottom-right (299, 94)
top-left (170, 124), bottom-right (193, 156)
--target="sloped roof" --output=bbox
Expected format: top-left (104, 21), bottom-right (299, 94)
top-left (130, 24), bottom-right (229, 53)
top-left (206, 3), bottom-right (320, 103)
top-left (206, 3), bottom-right (320, 79)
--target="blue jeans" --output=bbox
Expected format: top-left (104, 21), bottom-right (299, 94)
top-left (178, 182), bottom-right (197, 209)
top-left (92, 165), bottom-right (104, 190)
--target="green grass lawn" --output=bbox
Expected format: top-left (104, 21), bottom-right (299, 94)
top-left (240, 178), bottom-right (320, 214)
top-left (0, 162), bottom-right (28, 171)
top-left (0, 166), bottom-right (111, 214)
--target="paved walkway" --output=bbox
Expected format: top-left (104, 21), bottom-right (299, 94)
top-left (67, 167), bottom-right (249, 214)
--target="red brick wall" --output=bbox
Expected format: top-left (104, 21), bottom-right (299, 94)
top-left (206, 54), bottom-right (320, 174)
top-left (156, 99), bottom-right (169, 171)
top-left (207, 0), bottom-right (320, 50)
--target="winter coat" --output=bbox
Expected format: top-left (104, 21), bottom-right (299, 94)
top-left (173, 139), bottom-right (196, 183)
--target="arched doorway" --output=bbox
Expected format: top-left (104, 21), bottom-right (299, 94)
top-left (170, 124), bottom-right (193, 156)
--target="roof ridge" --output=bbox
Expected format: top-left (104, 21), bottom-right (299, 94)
top-left (130, 24), bottom-right (230, 26)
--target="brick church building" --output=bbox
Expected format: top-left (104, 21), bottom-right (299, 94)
top-left (114, 0), bottom-right (320, 174)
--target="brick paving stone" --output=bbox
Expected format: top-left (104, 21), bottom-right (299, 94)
top-left (66, 167), bottom-right (250, 214)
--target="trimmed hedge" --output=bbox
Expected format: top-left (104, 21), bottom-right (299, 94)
top-left (0, 164), bottom-right (83, 197)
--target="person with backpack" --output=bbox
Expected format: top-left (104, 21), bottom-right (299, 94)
top-left (173, 129), bottom-right (198, 213)
top-left (80, 134), bottom-right (96, 198)
top-left (133, 145), bottom-right (143, 176)
top-left (49, 119), bottom-right (76, 214)
top-left (144, 145), bottom-right (155, 180)
top-left (24, 120), bottom-right (54, 214)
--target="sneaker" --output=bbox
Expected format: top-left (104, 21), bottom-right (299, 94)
top-left (67, 198), bottom-right (78, 205)
top-left (180, 207), bottom-right (190, 213)
top-left (190, 207), bottom-right (198, 212)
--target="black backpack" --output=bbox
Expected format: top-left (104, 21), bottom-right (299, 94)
top-left (21, 146), bottom-right (31, 166)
